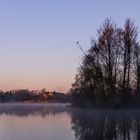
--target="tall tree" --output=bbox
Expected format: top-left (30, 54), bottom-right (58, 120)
top-left (122, 19), bottom-right (138, 95)
top-left (71, 18), bottom-right (140, 107)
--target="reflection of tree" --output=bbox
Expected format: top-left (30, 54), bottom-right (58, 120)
top-left (0, 103), bottom-right (68, 117)
top-left (2, 104), bottom-right (140, 140)
top-left (70, 110), bottom-right (140, 140)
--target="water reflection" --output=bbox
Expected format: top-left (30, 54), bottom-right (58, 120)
top-left (0, 103), bottom-right (74, 140)
top-left (0, 103), bottom-right (69, 117)
top-left (70, 109), bottom-right (140, 140)
top-left (1, 104), bottom-right (140, 140)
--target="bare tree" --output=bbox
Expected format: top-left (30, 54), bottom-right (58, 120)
top-left (122, 19), bottom-right (138, 95)
top-left (71, 18), bottom-right (140, 107)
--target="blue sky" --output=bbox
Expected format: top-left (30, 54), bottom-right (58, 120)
top-left (0, 0), bottom-right (140, 92)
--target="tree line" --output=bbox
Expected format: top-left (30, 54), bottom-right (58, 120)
top-left (0, 89), bottom-right (70, 103)
top-left (70, 18), bottom-right (140, 108)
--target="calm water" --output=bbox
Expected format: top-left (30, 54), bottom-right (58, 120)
top-left (0, 103), bottom-right (140, 140)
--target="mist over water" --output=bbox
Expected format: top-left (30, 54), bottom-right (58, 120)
top-left (0, 103), bottom-right (140, 140)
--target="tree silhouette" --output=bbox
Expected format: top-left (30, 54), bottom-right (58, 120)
top-left (71, 18), bottom-right (140, 107)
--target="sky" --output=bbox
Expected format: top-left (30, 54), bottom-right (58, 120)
top-left (0, 0), bottom-right (140, 92)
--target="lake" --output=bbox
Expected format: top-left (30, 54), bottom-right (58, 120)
top-left (0, 103), bottom-right (140, 140)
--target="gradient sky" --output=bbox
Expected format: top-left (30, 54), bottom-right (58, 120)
top-left (0, 0), bottom-right (140, 92)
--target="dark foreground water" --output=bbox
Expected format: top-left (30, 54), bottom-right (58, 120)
top-left (0, 104), bottom-right (140, 140)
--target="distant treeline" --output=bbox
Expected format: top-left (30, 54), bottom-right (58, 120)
top-left (70, 18), bottom-right (140, 108)
top-left (0, 89), bottom-right (71, 103)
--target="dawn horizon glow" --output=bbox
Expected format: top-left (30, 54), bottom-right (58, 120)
top-left (0, 0), bottom-right (140, 92)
